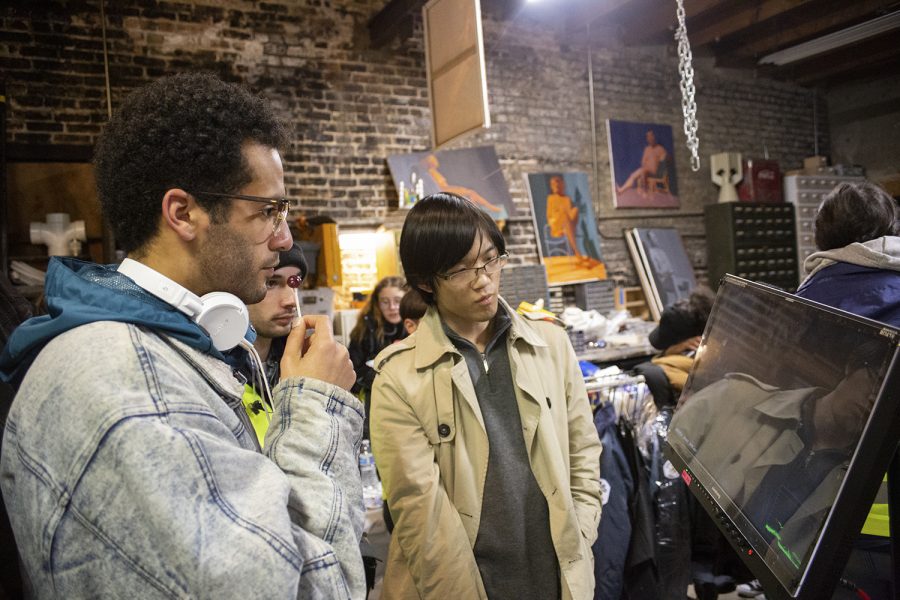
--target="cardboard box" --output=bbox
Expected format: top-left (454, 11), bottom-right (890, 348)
top-left (803, 156), bottom-right (829, 173)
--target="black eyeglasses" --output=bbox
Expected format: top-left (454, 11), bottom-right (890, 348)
top-left (191, 191), bottom-right (290, 235)
top-left (439, 253), bottom-right (509, 285)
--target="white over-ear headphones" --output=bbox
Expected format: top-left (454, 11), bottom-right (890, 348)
top-left (117, 258), bottom-right (249, 352)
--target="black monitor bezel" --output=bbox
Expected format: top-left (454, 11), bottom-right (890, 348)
top-left (664, 274), bottom-right (900, 600)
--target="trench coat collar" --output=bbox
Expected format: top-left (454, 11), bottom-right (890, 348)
top-left (727, 372), bottom-right (821, 422)
top-left (414, 296), bottom-right (546, 370)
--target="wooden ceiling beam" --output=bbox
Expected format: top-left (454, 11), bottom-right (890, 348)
top-left (621, 0), bottom-right (723, 45)
top-left (811, 58), bottom-right (900, 88)
top-left (688, 0), bottom-right (817, 47)
top-left (795, 46), bottom-right (900, 86)
top-left (722, 0), bottom-right (897, 60)
top-left (764, 30), bottom-right (900, 86)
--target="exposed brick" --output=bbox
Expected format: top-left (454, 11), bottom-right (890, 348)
top-left (1, 1), bottom-right (827, 287)
top-left (27, 122), bottom-right (64, 132)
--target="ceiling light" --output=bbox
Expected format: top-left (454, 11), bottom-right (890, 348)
top-left (759, 9), bottom-right (900, 66)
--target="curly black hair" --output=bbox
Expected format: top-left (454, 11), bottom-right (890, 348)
top-left (93, 72), bottom-right (290, 253)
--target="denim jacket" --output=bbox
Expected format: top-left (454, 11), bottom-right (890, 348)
top-left (1, 321), bottom-right (365, 599)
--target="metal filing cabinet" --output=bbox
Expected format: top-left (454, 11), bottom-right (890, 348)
top-left (704, 202), bottom-right (798, 292)
top-left (784, 174), bottom-right (866, 283)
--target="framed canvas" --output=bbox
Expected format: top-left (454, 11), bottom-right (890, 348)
top-left (423, 0), bottom-right (490, 148)
top-left (525, 172), bottom-right (606, 285)
top-left (625, 227), bottom-right (696, 320)
top-left (386, 145), bottom-right (515, 221)
top-left (607, 120), bottom-right (680, 209)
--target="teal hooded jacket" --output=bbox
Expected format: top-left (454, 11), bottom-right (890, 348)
top-left (0, 257), bottom-right (235, 387)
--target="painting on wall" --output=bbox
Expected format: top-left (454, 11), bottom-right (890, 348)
top-left (607, 119), bottom-right (680, 209)
top-left (386, 145), bottom-right (515, 221)
top-left (525, 172), bottom-right (606, 285)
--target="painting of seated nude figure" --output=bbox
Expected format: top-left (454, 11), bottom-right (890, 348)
top-left (607, 120), bottom-right (680, 209)
top-left (386, 146), bottom-right (516, 225)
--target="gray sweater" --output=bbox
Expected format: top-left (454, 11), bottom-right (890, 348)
top-left (443, 309), bottom-right (560, 600)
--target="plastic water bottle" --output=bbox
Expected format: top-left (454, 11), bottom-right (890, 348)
top-left (358, 439), bottom-right (382, 510)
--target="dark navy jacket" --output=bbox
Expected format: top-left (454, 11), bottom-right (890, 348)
top-left (796, 262), bottom-right (900, 327)
top-left (592, 402), bottom-right (632, 600)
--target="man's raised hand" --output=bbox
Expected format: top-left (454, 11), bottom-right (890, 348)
top-left (281, 315), bottom-right (355, 391)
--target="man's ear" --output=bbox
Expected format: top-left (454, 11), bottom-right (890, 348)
top-left (403, 318), bottom-right (418, 335)
top-left (417, 282), bottom-right (433, 294)
top-left (161, 189), bottom-right (204, 242)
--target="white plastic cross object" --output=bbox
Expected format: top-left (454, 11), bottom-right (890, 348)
top-left (711, 152), bottom-right (743, 202)
top-left (30, 213), bottom-right (86, 256)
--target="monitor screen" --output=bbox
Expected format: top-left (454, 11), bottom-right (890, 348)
top-left (665, 275), bottom-right (900, 599)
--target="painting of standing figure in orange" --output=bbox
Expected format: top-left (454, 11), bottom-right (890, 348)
top-left (386, 146), bottom-right (515, 222)
top-left (527, 172), bottom-right (606, 285)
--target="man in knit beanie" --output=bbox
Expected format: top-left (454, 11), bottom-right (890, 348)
top-left (241, 242), bottom-right (308, 444)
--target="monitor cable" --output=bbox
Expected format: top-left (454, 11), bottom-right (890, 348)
top-left (838, 577), bottom-right (872, 600)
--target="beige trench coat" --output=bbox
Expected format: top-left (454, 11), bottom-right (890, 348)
top-left (370, 300), bottom-right (602, 599)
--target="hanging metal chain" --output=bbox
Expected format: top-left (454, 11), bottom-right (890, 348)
top-left (675, 0), bottom-right (700, 171)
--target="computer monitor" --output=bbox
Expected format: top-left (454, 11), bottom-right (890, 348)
top-left (665, 275), bottom-right (900, 600)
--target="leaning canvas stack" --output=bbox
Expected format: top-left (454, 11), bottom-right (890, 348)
top-left (625, 227), bottom-right (696, 321)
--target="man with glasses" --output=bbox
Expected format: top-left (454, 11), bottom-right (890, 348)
top-left (0, 73), bottom-right (363, 598)
top-left (370, 192), bottom-right (602, 599)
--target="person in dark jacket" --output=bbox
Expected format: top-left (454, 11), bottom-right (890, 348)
top-left (793, 180), bottom-right (899, 600)
top-left (645, 285), bottom-right (715, 408)
top-left (348, 276), bottom-right (408, 393)
top-left (796, 181), bottom-right (900, 327)
top-left (348, 275), bottom-right (407, 436)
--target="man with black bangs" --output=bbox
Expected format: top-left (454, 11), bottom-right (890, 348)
top-left (370, 192), bottom-right (602, 599)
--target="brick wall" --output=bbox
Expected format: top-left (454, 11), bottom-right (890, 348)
top-left (1, 1), bottom-right (828, 286)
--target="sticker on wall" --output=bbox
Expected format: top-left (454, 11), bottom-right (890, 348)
top-left (525, 171), bottom-right (606, 285)
top-left (386, 146), bottom-right (515, 222)
top-left (607, 120), bottom-right (680, 209)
